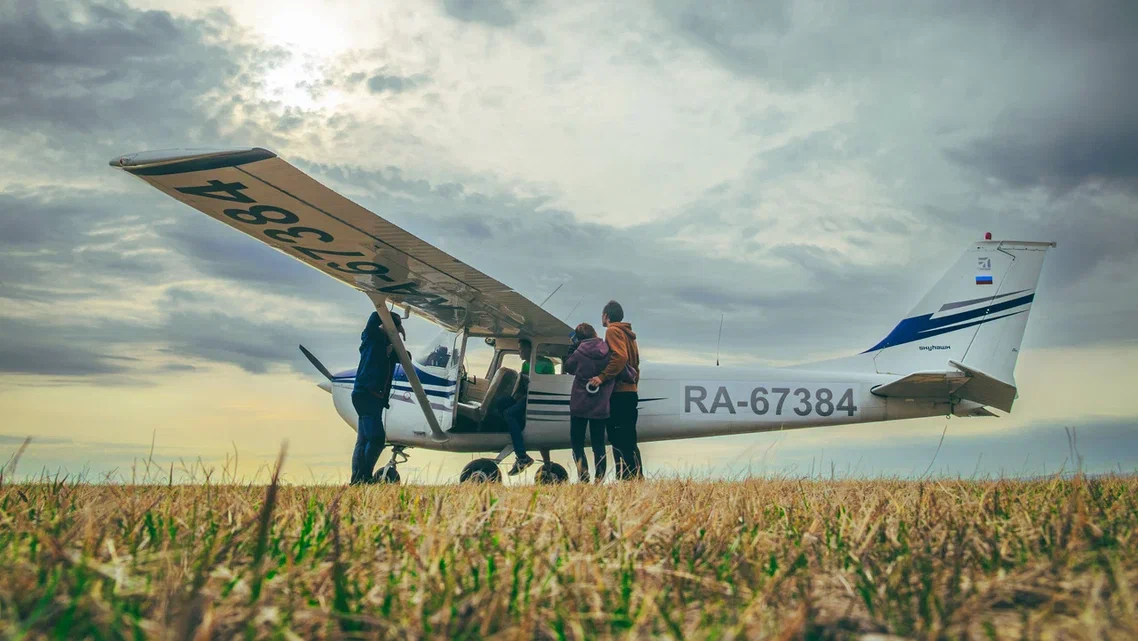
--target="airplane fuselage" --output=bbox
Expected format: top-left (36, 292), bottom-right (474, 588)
top-left (328, 362), bottom-right (968, 453)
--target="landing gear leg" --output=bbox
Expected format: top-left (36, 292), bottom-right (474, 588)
top-left (373, 445), bottom-right (408, 484)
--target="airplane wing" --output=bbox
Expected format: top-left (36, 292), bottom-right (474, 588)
top-left (870, 360), bottom-right (1018, 412)
top-left (110, 147), bottom-right (572, 338)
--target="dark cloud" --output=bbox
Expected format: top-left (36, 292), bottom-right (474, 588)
top-left (947, 116), bottom-right (1138, 194)
top-left (0, 0), bottom-right (288, 187)
top-left (942, 1), bottom-right (1138, 194)
top-left (0, 189), bottom-right (173, 302)
top-left (458, 218), bottom-right (494, 239)
top-left (656, 0), bottom-right (1138, 196)
top-left (0, 186), bottom-right (368, 380)
top-left (0, 319), bottom-right (138, 376)
top-left (161, 214), bottom-right (342, 294)
top-left (298, 161), bottom-right (940, 361)
top-left (1, 0), bottom-right (236, 132)
top-left (659, 0), bottom-right (792, 79)
top-left (366, 74), bottom-right (421, 94)
top-left (707, 417), bottom-right (1138, 479)
top-left (0, 435), bottom-right (68, 446)
top-left (657, 1), bottom-right (1136, 92)
top-left (159, 308), bottom-right (308, 374)
top-left (1, 0), bottom-right (1135, 388)
top-left (440, 0), bottom-right (519, 27)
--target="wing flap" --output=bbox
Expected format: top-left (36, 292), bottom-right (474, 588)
top-left (112, 147), bottom-right (571, 337)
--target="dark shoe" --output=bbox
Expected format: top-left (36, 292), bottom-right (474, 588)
top-left (508, 455), bottom-right (534, 476)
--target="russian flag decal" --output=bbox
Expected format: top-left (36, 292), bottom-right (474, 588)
top-left (976, 274), bottom-right (993, 285)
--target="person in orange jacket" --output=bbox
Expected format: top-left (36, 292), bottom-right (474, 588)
top-left (588, 300), bottom-right (642, 480)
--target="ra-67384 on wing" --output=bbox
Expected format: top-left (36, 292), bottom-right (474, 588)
top-left (110, 147), bottom-right (1055, 484)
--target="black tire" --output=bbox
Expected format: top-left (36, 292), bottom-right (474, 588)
top-left (372, 466), bottom-right (400, 484)
top-left (534, 462), bottom-right (569, 485)
top-left (460, 458), bottom-right (502, 484)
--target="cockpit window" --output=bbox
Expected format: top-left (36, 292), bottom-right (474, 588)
top-left (414, 329), bottom-right (460, 372)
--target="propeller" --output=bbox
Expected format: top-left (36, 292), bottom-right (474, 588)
top-left (299, 344), bottom-right (335, 381)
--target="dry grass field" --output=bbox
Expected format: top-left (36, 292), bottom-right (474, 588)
top-left (1, 466), bottom-right (1135, 640)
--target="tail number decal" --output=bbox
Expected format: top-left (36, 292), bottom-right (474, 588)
top-left (685, 385), bottom-right (857, 417)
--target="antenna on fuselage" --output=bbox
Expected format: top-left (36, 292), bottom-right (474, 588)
top-left (539, 282), bottom-right (564, 307)
top-left (564, 298), bottom-right (583, 322)
top-left (715, 313), bottom-right (725, 366)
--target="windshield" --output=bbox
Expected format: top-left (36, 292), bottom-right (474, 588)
top-left (413, 328), bottom-right (460, 373)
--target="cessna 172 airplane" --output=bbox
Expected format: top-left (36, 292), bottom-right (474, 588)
top-left (111, 147), bottom-right (1055, 484)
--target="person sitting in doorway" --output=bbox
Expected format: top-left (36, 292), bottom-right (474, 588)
top-left (495, 338), bottom-right (554, 475)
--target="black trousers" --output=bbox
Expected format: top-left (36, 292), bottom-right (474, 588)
top-left (350, 391), bottom-right (387, 484)
top-left (607, 391), bottom-right (642, 480)
top-left (570, 416), bottom-right (607, 481)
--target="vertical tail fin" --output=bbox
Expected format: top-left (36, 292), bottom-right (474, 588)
top-left (867, 239), bottom-right (1055, 387)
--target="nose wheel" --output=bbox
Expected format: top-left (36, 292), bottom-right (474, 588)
top-left (372, 445), bottom-right (408, 484)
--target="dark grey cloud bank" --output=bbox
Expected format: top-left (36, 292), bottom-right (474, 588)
top-left (0, 0), bottom-right (370, 381)
top-left (2, 0), bottom-right (1137, 386)
top-left (4, 415), bottom-right (1135, 483)
top-left (441, 0), bottom-right (523, 28)
top-left (0, 0), bottom-right (304, 186)
top-left (0, 187), bottom-right (370, 379)
top-left (647, 0), bottom-right (1138, 354)
top-left (668, 417), bottom-right (1138, 480)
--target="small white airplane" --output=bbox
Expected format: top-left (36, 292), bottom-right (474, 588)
top-left (111, 147), bottom-right (1055, 484)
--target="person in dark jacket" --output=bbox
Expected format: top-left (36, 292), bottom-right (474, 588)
top-left (563, 323), bottom-right (613, 482)
top-left (350, 311), bottom-right (403, 484)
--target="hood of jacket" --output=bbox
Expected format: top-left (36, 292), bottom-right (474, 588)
top-left (606, 322), bottom-right (635, 341)
top-left (575, 337), bottom-right (609, 360)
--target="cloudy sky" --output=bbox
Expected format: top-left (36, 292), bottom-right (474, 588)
top-left (2, 0), bottom-right (1136, 484)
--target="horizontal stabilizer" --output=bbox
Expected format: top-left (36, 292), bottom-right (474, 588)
top-left (871, 360), bottom-right (1018, 413)
top-left (871, 370), bottom-right (969, 399)
top-left (948, 360), bottom-right (1017, 413)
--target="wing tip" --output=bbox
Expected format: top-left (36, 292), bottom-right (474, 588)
top-left (109, 147), bottom-right (277, 175)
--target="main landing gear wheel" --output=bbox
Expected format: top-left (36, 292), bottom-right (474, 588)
top-left (460, 458), bottom-right (502, 484)
top-left (534, 462), bottom-right (569, 485)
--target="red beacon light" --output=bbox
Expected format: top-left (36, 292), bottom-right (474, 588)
top-left (984, 232), bottom-right (992, 240)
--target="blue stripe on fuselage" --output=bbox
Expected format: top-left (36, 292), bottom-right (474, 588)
top-left (863, 292), bottom-right (1035, 353)
top-left (331, 363), bottom-right (457, 394)
top-left (391, 385), bottom-right (454, 398)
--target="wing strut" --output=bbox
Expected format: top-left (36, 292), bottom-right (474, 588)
top-left (370, 295), bottom-right (449, 443)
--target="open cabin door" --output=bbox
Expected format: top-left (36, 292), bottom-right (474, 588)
top-left (524, 338), bottom-right (574, 434)
top-left (385, 326), bottom-right (462, 439)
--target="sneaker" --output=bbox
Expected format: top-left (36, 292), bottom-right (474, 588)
top-left (508, 455), bottom-right (534, 476)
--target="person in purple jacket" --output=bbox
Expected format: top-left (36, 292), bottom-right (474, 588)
top-left (563, 323), bottom-right (614, 483)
